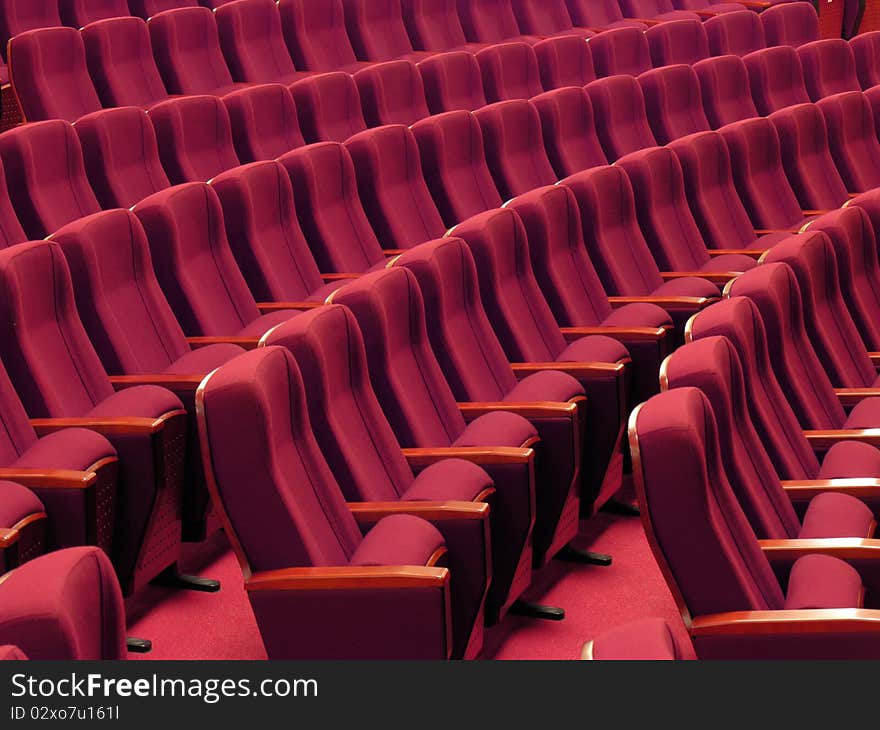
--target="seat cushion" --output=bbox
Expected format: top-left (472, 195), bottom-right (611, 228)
top-left (699, 253), bottom-right (758, 272)
top-left (797, 491), bottom-right (875, 539)
top-left (86, 385), bottom-right (183, 420)
top-left (453, 411), bottom-right (538, 448)
top-left (783, 553), bottom-right (864, 610)
top-left (843, 396), bottom-right (880, 429)
top-left (653, 276), bottom-right (720, 298)
top-left (12, 428), bottom-right (115, 472)
top-left (601, 302), bottom-right (672, 328)
top-left (589, 617), bottom-right (682, 660)
top-left (818, 440), bottom-right (880, 479)
top-left (504, 369), bottom-right (584, 403)
top-left (557, 334), bottom-right (630, 363)
top-left (350, 513), bottom-right (445, 567)
top-left (753, 231), bottom-right (792, 249)
top-left (0, 645), bottom-right (26, 661)
top-left (162, 343), bottom-right (244, 375)
top-left (402, 459), bottom-right (494, 502)
top-left (236, 309), bottom-right (300, 338)
top-left (0, 481), bottom-right (43, 528)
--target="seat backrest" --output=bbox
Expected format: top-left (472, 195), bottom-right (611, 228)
top-left (762, 230), bottom-right (876, 389)
top-left (687, 296), bottom-right (821, 481)
top-left (662, 336), bottom-right (801, 540)
top-left (505, 184), bottom-right (614, 327)
top-left (277, 0), bottom-right (359, 71)
top-left (645, 19), bottom-right (708, 67)
top-left (74, 106), bottom-right (170, 209)
top-left (476, 41), bottom-right (543, 103)
top-left (330, 266), bottom-right (468, 447)
top-left (0, 354), bottom-right (46, 467)
top-left (587, 26), bottom-right (651, 77)
top-left (289, 72), bottom-right (367, 143)
top-left (223, 83), bottom-right (305, 163)
top-left (400, 0), bottom-right (469, 51)
top-left (631, 387), bottom-right (786, 619)
top-left (411, 110), bottom-right (502, 226)
top-left (81, 16), bottom-right (168, 108)
top-left (342, 0), bottom-right (416, 61)
top-left (215, 0), bottom-right (299, 83)
top-left (209, 160), bottom-right (325, 303)
top-left (566, 0), bottom-right (629, 27)
top-left (0, 120), bottom-right (100, 239)
top-left (560, 165), bottom-right (664, 296)
top-left (717, 116), bottom-right (805, 230)
top-left (530, 86), bottom-right (608, 178)
top-left (744, 45), bottom-right (810, 115)
top-left (0, 0), bottom-right (63, 62)
top-left (448, 207), bottom-right (568, 362)
top-left (456, 0), bottom-right (529, 42)
top-left (817, 90), bottom-right (880, 192)
top-left (9, 27), bottom-right (102, 123)
top-left (132, 182), bottom-right (264, 336)
top-left (49, 208), bottom-right (193, 374)
top-left (637, 64), bottom-right (710, 145)
top-left (473, 99), bottom-right (557, 199)
top-left (354, 60), bottom-right (430, 127)
top-left (149, 95), bottom-right (241, 183)
top-left (850, 31), bottom-right (880, 89)
top-left (261, 304), bottom-right (416, 501)
top-left (533, 35), bottom-right (596, 89)
top-left (585, 74), bottom-right (657, 160)
top-left (616, 146), bottom-right (712, 272)
top-left (418, 51), bottom-right (486, 113)
top-left (392, 237), bottom-right (519, 401)
top-left (197, 345), bottom-right (365, 573)
top-left (693, 55), bottom-right (758, 128)
top-left (703, 9), bottom-right (764, 57)
top-left (129, 0), bottom-right (199, 19)
top-left (345, 124), bottom-right (446, 249)
top-left (798, 38), bottom-right (860, 101)
top-left (666, 130), bottom-right (760, 250)
top-left (767, 102), bottom-right (848, 210)
top-left (0, 240), bottom-right (114, 417)
top-left (760, 1), bottom-right (818, 48)
top-left (277, 142), bottom-right (385, 273)
top-left (0, 156), bottom-right (27, 250)
top-left (60, 0), bottom-right (131, 27)
top-left (148, 6), bottom-right (237, 94)
top-left (510, 0), bottom-right (575, 35)
top-left (726, 262), bottom-right (848, 430)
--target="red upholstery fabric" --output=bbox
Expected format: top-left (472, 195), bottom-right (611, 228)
top-left (354, 60), bottom-right (431, 126)
top-left (587, 27), bottom-right (651, 78)
top-left (693, 55), bottom-right (759, 129)
top-left (60, 0), bottom-right (131, 27)
top-left (645, 20), bottom-right (709, 67)
top-left (476, 42), bottom-right (543, 102)
top-left (533, 35), bottom-right (596, 89)
top-left (798, 39), bottom-right (860, 101)
top-left (341, 0), bottom-right (435, 63)
top-left (638, 65), bottom-right (710, 145)
top-left (817, 91), bottom-right (880, 193)
top-left (760, 1), bottom-right (819, 48)
top-left (288, 72), bottom-right (368, 143)
top-left (585, 74), bottom-right (657, 160)
top-left (223, 83), bottom-right (306, 163)
top-left (418, 51), bottom-right (487, 113)
top-left (783, 554), bottom-right (863, 610)
top-left (704, 10), bottom-right (765, 57)
top-left (588, 618), bottom-right (685, 660)
top-left (400, 0), bottom-right (485, 52)
top-left (277, 0), bottom-right (367, 73)
top-left (744, 45), bottom-right (810, 116)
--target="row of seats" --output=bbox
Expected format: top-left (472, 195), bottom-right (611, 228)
top-left (5, 2), bottom-right (821, 123)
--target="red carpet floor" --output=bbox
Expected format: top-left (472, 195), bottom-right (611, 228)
top-left (126, 509), bottom-right (693, 660)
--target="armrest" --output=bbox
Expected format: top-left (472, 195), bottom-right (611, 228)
top-left (510, 361), bottom-right (626, 381)
top-left (782, 478), bottom-right (880, 502)
top-left (321, 273), bottom-right (361, 282)
top-left (624, 16), bottom-right (660, 24)
top-left (187, 336), bottom-right (260, 350)
top-left (401, 446), bottom-right (534, 467)
top-left (109, 374), bottom-right (203, 395)
top-left (607, 295), bottom-right (716, 310)
top-left (559, 326), bottom-right (670, 343)
top-left (754, 229), bottom-right (797, 235)
top-left (738, 1), bottom-right (771, 8)
top-left (458, 401), bottom-right (578, 422)
top-left (0, 467), bottom-right (97, 490)
top-left (0, 527), bottom-right (18, 549)
top-left (257, 302), bottom-right (322, 313)
top-left (31, 415), bottom-right (177, 437)
top-left (691, 608), bottom-right (880, 638)
top-left (383, 249), bottom-right (406, 256)
top-left (802, 210), bottom-right (832, 216)
top-left (805, 429), bottom-right (880, 449)
top-left (758, 537), bottom-right (880, 562)
top-left (707, 249), bottom-right (767, 260)
top-left (348, 501), bottom-right (491, 524)
top-left (834, 388), bottom-right (880, 407)
top-left (692, 9), bottom-right (717, 17)
top-left (245, 565), bottom-right (450, 592)
top-left (660, 271), bottom-right (739, 285)
top-left (869, 353), bottom-right (880, 367)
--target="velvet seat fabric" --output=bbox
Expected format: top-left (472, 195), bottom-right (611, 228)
top-left (0, 0), bottom-right (63, 83)
top-left (693, 55), bottom-right (759, 128)
top-left (354, 60), bottom-right (431, 127)
top-left (530, 87), bottom-right (608, 178)
top-left (760, 1), bottom-right (819, 48)
top-left (455, 0), bottom-right (542, 45)
top-left (130, 0), bottom-right (199, 19)
top-left (476, 42), bottom-right (544, 102)
top-left (277, 0), bottom-right (369, 73)
top-left (341, 0), bottom-right (436, 63)
top-left (817, 91), bottom-right (880, 193)
top-left (645, 20), bottom-right (709, 67)
top-left (587, 27), bottom-right (651, 78)
top-left (798, 39), bottom-right (861, 101)
top-left (61, 0), bottom-right (132, 27)
top-left (585, 75), bottom-right (657, 160)
top-left (400, 0), bottom-right (487, 53)
top-left (418, 51), bottom-right (488, 113)
top-left (744, 45), bottom-right (811, 116)
top-left (587, 618), bottom-right (688, 660)
top-left (850, 31), bottom-right (880, 89)
top-left (566, 0), bottom-right (648, 30)
top-left (510, 0), bottom-right (596, 38)
top-left (289, 72), bottom-right (368, 143)
top-left (222, 84), bottom-right (306, 164)
top-left (618, 0), bottom-right (699, 22)
top-left (533, 35), bottom-right (596, 89)
top-left (703, 10), bottom-right (765, 57)
top-left (638, 65), bottom-right (710, 146)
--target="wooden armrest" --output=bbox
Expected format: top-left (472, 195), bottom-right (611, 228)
top-left (109, 374), bottom-right (204, 393)
top-left (690, 608), bottom-right (880, 637)
top-left (257, 302), bottom-right (321, 313)
top-left (835, 388), bottom-right (880, 407)
top-left (457, 400), bottom-right (578, 424)
top-left (31, 415), bottom-right (174, 437)
top-left (607, 295), bottom-right (715, 310)
top-left (758, 537), bottom-right (880, 562)
top-left (559, 325), bottom-right (670, 342)
top-left (348, 500), bottom-right (491, 523)
top-left (848, 192), bottom-right (861, 198)
top-left (625, 16), bottom-right (660, 24)
top-left (510, 361), bottom-right (626, 380)
top-left (805, 429), bottom-right (880, 449)
top-left (383, 249), bottom-right (406, 256)
top-left (321, 273), bottom-right (361, 282)
top-left (245, 565), bottom-right (450, 592)
top-left (0, 527), bottom-right (19, 548)
top-left (754, 229), bottom-right (797, 235)
top-left (0, 467), bottom-right (98, 490)
top-left (738, 1), bottom-right (771, 8)
top-left (802, 210), bottom-right (832, 216)
top-left (401, 446), bottom-right (534, 466)
top-left (782, 478), bottom-right (880, 501)
top-left (660, 271), bottom-right (739, 285)
top-left (187, 336), bottom-right (260, 350)
top-left (691, 9), bottom-right (718, 17)
top-left (707, 249), bottom-right (767, 260)
top-left (868, 353), bottom-right (880, 367)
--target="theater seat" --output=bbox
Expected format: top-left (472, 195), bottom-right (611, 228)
top-left (417, 51), bottom-right (487, 113)
top-left (618, 0), bottom-right (699, 22)
top-left (0, 547), bottom-right (127, 660)
top-left (817, 91), bottom-right (880, 193)
top-left (0, 481), bottom-right (44, 573)
top-left (342, 0), bottom-right (436, 63)
top-left (81, 16), bottom-right (170, 109)
top-left (400, 0), bottom-right (487, 53)
top-left (289, 72), bottom-right (368, 143)
top-left (744, 45), bottom-right (810, 115)
top-left (585, 74), bottom-right (658, 160)
top-left (277, 0), bottom-right (370, 73)
top-left (476, 42), bottom-right (543, 102)
top-left (0, 241), bottom-right (190, 595)
top-left (129, 0), bottom-right (198, 19)
top-left (760, 1), bottom-right (819, 48)
top-left (0, 120), bottom-right (100, 238)
top-left (60, 0), bottom-right (131, 27)
top-left (798, 39), bottom-right (861, 101)
top-left (703, 9), bottom-right (765, 57)
top-left (533, 35), bottom-right (596, 89)
top-left (456, 0), bottom-right (543, 45)
top-left (566, 0), bottom-right (648, 30)
top-left (197, 346), bottom-right (457, 659)
top-left (850, 31), bottom-right (880, 90)
top-left (510, 0), bottom-right (596, 38)
top-left (638, 64), bottom-right (710, 144)
top-left (583, 618), bottom-right (691, 660)
top-left (587, 26), bottom-right (651, 78)
top-left (530, 87), bottom-right (608, 178)
top-left (354, 60), bottom-right (431, 126)
top-left (645, 20), bottom-right (709, 67)
top-left (693, 55), bottom-right (759, 128)
top-left (74, 106), bottom-right (171, 209)
top-left (0, 0), bottom-right (63, 82)
top-left (222, 83), bottom-right (306, 163)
